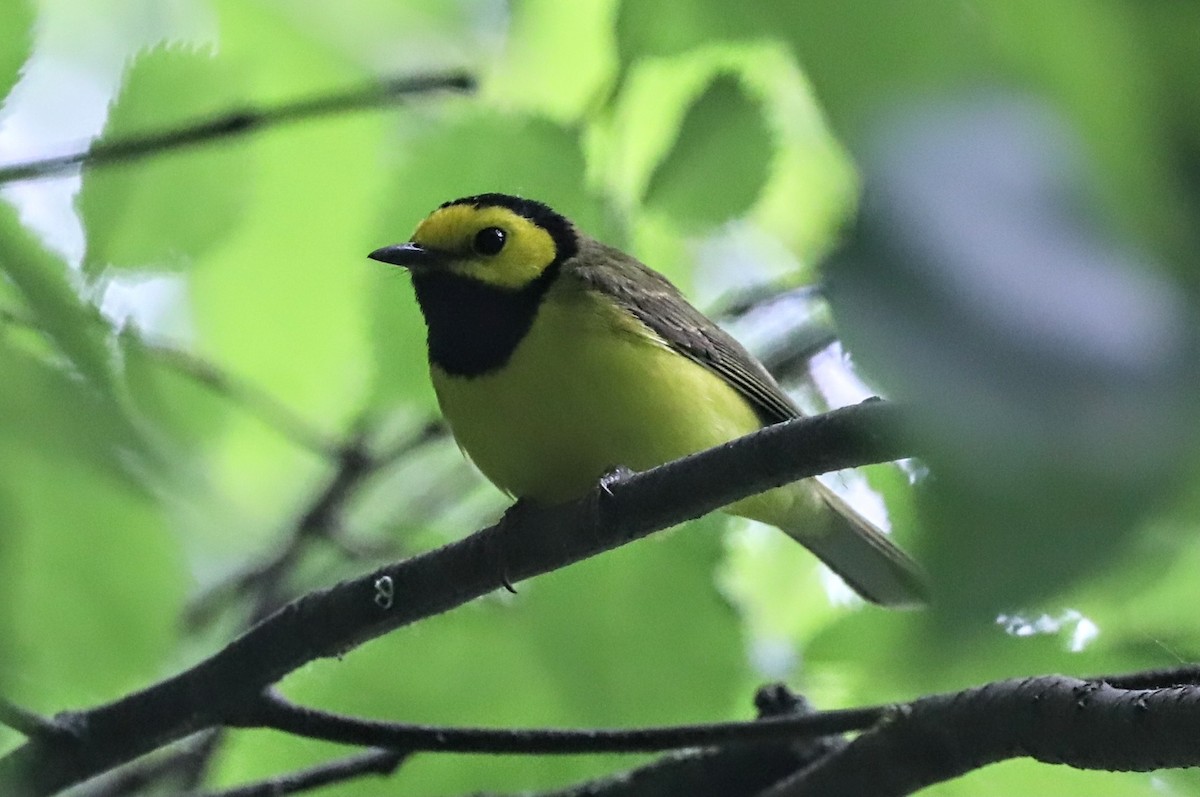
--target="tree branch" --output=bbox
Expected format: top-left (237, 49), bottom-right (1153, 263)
top-left (0, 399), bottom-right (915, 796)
top-left (183, 431), bottom-right (380, 630)
top-left (0, 700), bottom-right (59, 741)
top-left (531, 684), bottom-right (849, 797)
top-left (70, 732), bottom-right (224, 797)
top-left (226, 691), bottom-right (883, 755)
top-left (0, 72), bottom-right (474, 184)
top-left (183, 417), bottom-right (447, 630)
top-left (125, 333), bottom-right (343, 459)
top-left (766, 674), bottom-right (1200, 797)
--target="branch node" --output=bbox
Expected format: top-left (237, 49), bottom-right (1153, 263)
top-left (754, 683), bottom-right (808, 718)
top-left (0, 700), bottom-right (70, 742)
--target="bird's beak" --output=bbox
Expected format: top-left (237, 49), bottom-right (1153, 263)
top-left (367, 242), bottom-right (445, 270)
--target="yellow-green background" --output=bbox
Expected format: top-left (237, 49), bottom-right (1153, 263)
top-left (2, 1), bottom-right (1200, 794)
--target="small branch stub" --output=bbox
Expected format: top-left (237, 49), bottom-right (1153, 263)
top-left (373, 576), bottom-right (394, 610)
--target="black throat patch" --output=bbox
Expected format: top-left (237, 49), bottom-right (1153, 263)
top-left (412, 263), bottom-right (561, 377)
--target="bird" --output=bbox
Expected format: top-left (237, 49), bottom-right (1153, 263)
top-left (369, 193), bottom-right (925, 607)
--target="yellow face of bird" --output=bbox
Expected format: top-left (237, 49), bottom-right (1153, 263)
top-left (374, 198), bottom-right (570, 291)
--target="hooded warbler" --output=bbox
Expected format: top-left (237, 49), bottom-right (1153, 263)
top-left (369, 193), bottom-right (924, 607)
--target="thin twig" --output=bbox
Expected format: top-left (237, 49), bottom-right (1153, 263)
top-left (126, 333), bottom-right (341, 459)
top-left (183, 438), bottom-right (373, 629)
top-left (175, 748), bottom-right (406, 797)
top-left (712, 281), bottom-right (822, 319)
top-left (0, 72), bottom-right (474, 184)
top-left (714, 284), bottom-right (838, 386)
top-left (231, 691), bottom-right (885, 755)
top-left (70, 731), bottom-right (224, 797)
top-left (0, 699), bottom-right (59, 740)
top-left (183, 421), bottom-right (443, 630)
top-left (372, 418), bottom-right (447, 466)
top-left (528, 684), bottom-right (848, 797)
top-left (2, 307), bottom-right (342, 460)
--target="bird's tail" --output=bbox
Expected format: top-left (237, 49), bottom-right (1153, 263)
top-left (733, 480), bottom-right (927, 608)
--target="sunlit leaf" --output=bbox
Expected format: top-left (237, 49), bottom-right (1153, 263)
top-left (2, 455), bottom-right (186, 710)
top-left (488, 0), bottom-right (618, 122)
top-left (0, 339), bottom-right (184, 709)
top-left (0, 0), bottom-right (32, 103)
top-left (184, 0), bottom-right (390, 520)
top-left (615, 0), bottom-right (769, 65)
top-left (78, 44), bottom-right (251, 275)
top-left (598, 41), bottom-right (855, 284)
top-left (0, 203), bottom-right (115, 390)
top-left (261, 0), bottom-right (503, 76)
top-left (618, 0), bottom-right (987, 137)
top-left (0, 343), bottom-right (142, 480)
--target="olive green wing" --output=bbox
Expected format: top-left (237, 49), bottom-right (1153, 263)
top-left (572, 241), bottom-right (927, 607)
top-left (572, 240), bottom-right (800, 426)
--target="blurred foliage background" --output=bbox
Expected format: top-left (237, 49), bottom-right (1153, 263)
top-left (2, 0), bottom-right (1200, 794)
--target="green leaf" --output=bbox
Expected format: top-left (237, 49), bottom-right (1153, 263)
top-left (1, 456), bottom-right (186, 710)
top-left (615, 0), bottom-right (986, 138)
top-left (0, 343), bottom-right (141, 479)
top-left (180, 0), bottom-right (391, 520)
top-left (779, 0), bottom-right (991, 134)
top-left (488, 0), bottom-right (619, 123)
top-left (644, 73), bottom-right (770, 230)
top-left (0, 492), bottom-right (17, 694)
top-left (0, 0), bottom-right (32, 103)
top-left (0, 340), bottom-right (185, 709)
top-left (597, 42), bottom-right (856, 272)
top-left (775, 1), bottom-right (1200, 270)
top-left (1063, 488), bottom-right (1200, 663)
top-left (0, 203), bottom-right (115, 390)
top-left (77, 44), bottom-right (251, 275)
top-left (615, 0), bottom-right (770, 65)
top-left (119, 330), bottom-right (231, 449)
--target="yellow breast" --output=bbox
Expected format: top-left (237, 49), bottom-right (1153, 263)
top-left (431, 282), bottom-right (766, 504)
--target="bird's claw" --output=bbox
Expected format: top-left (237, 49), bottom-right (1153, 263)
top-left (598, 466), bottom-right (633, 497)
top-left (494, 499), bottom-right (540, 594)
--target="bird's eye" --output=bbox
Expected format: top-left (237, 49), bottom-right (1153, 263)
top-left (472, 227), bottom-right (506, 256)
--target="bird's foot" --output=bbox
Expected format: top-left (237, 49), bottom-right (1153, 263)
top-left (589, 466), bottom-right (634, 531)
top-left (597, 465), bottom-right (634, 497)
